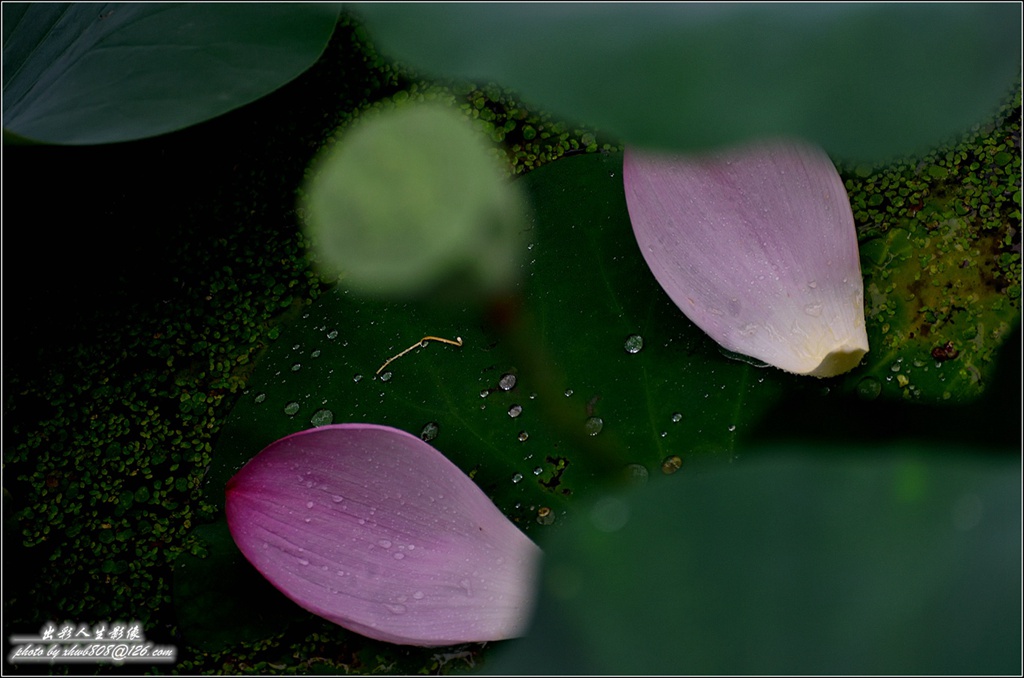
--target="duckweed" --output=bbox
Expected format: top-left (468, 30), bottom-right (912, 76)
top-left (839, 78), bottom-right (1021, 402)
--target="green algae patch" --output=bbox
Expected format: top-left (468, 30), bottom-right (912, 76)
top-left (840, 82), bottom-right (1021, 404)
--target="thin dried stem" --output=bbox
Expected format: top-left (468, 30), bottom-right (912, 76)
top-left (376, 335), bottom-right (464, 375)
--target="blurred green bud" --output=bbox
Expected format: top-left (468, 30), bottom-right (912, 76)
top-left (302, 103), bottom-right (529, 300)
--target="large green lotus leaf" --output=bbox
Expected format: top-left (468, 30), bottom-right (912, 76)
top-left (2, 3), bottom-right (339, 144)
top-left (488, 449), bottom-right (1021, 674)
top-left (204, 152), bottom-right (800, 516)
top-left (183, 153), bottom-right (803, 649)
top-left (353, 4), bottom-right (1020, 163)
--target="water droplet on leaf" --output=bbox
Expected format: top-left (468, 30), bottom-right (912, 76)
top-left (284, 401), bottom-right (300, 416)
top-left (661, 455), bottom-right (683, 475)
top-left (624, 334), bottom-right (644, 354)
top-left (625, 463), bottom-right (648, 486)
top-left (584, 416), bottom-right (604, 436)
top-left (507, 404), bottom-right (523, 418)
top-left (498, 373), bottom-right (517, 391)
top-left (311, 408), bottom-right (334, 427)
top-left (419, 421), bottom-right (439, 442)
top-left (856, 376), bottom-right (882, 401)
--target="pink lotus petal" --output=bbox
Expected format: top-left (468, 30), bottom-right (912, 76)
top-left (225, 423), bottom-right (542, 646)
top-left (624, 140), bottom-right (869, 377)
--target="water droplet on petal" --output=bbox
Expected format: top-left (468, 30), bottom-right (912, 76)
top-left (305, 501), bottom-right (314, 509)
top-left (498, 373), bottom-right (517, 391)
top-left (284, 401), bottom-right (300, 416)
top-left (419, 421), bottom-right (439, 442)
top-left (384, 603), bottom-right (406, 614)
top-left (412, 591), bottom-right (424, 600)
top-left (310, 408), bottom-right (334, 427)
top-left (378, 539), bottom-right (392, 548)
top-left (507, 404), bottom-right (523, 418)
top-left (393, 552), bottom-right (405, 560)
top-left (298, 558), bottom-right (310, 566)
top-left (804, 303), bottom-right (823, 317)
top-left (661, 455), bottom-right (683, 475)
top-left (331, 495), bottom-right (344, 503)
top-left (624, 334), bottom-right (644, 354)
top-left (584, 416), bottom-right (604, 436)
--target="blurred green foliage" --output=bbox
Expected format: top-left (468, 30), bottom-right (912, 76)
top-left (2, 3), bottom-right (339, 144)
top-left (354, 3), bottom-right (1020, 163)
top-left (489, 450), bottom-right (1020, 674)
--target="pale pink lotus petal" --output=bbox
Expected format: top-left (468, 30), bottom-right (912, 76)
top-left (225, 423), bottom-right (542, 646)
top-left (624, 139), bottom-right (869, 377)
